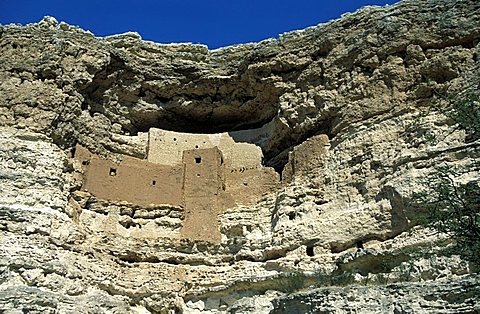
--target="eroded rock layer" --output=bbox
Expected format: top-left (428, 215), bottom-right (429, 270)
top-left (1, 0), bottom-right (480, 312)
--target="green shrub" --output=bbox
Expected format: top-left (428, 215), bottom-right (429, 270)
top-left (397, 261), bottom-right (414, 282)
top-left (329, 269), bottom-right (356, 286)
top-left (278, 272), bottom-right (306, 293)
top-left (411, 165), bottom-right (480, 264)
top-left (449, 88), bottom-right (480, 141)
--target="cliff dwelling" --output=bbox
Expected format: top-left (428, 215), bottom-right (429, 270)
top-left (4, 3), bottom-right (480, 312)
top-left (74, 128), bottom-right (281, 242)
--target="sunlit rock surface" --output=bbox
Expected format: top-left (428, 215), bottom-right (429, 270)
top-left (1, 0), bottom-right (479, 312)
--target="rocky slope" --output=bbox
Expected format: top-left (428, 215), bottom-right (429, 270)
top-left (1, 0), bottom-right (480, 312)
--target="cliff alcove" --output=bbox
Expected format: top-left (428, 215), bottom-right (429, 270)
top-left (1, 0), bottom-right (480, 312)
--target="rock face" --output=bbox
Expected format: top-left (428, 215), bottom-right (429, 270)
top-left (1, 0), bottom-right (479, 312)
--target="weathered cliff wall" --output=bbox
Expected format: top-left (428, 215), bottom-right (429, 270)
top-left (1, 0), bottom-right (479, 312)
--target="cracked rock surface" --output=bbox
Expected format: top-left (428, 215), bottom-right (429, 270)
top-left (1, 0), bottom-right (480, 313)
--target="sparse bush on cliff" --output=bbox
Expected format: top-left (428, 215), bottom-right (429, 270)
top-left (409, 71), bottom-right (480, 264)
top-left (278, 272), bottom-right (306, 292)
top-left (411, 165), bottom-right (480, 264)
top-left (449, 87), bottom-right (480, 141)
top-left (427, 62), bottom-right (480, 143)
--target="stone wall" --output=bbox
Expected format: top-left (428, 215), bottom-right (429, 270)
top-left (147, 128), bottom-right (218, 166)
top-left (216, 135), bottom-right (263, 170)
top-left (181, 148), bottom-right (224, 242)
top-left (79, 149), bottom-right (184, 207)
top-left (225, 168), bottom-right (279, 206)
top-left (74, 138), bottom-right (281, 242)
top-left (148, 128), bottom-right (263, 170)
top-left (146, 127), bottom-right (280, 211)
top-left (282, 134), bottom-right (330, 182)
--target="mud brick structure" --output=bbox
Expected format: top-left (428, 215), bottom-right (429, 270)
top-left (181, 148), bottom-right (225, 242)
top-left (76, 146), bottom-right (184, 207)
top-left (282, 134), bottom-right (331, 182)
top-left (147, 128), bottom-right (264, 170)
top-left (74, 128), bottom-right (281, 242)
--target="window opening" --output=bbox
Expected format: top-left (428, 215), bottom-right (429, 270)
top-left (109, 168), bottom-right (117, 176)
top-left (152, 180), bottom-right (156, 186)
top-left (306, 245), bottom-right (314, 257)
top-left (195, 157), bottom-right (202, 164)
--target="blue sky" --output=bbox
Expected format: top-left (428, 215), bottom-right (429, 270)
top-left (1, 0), bottom-right (400, 49)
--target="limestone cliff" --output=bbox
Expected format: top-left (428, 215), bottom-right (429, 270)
top-left (1, 0), bottom-right (480, 312)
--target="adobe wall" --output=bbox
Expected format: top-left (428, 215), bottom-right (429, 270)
top-left (74, 126), bottom-right (283, 243)
top-left (216, 135), bottom-right (263, 170)
top-left (181, 147), bottom-right (224, 243)
top-left (282, 134), bottom-right (330, 181)
top-left (73, 144), bottom-right (93, 169)
top-left (225, 168), bottom-right (279, 206)
top-left (147, 128), bottom-right (263, 170)
top-left (81, 154), bottom-right (184, 207)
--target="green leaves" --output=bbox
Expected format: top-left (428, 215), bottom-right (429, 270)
top-left (411, 165), bottom-right (480, 264)
top-left (450, 89), bottom-right (480, 141)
